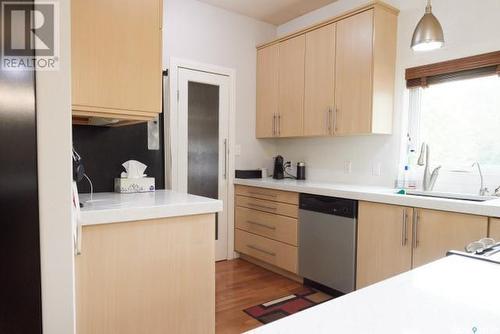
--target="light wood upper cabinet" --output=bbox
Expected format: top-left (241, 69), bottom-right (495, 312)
top-left (72, 0), bottom-right (163, 125)
top-left (304, 24), bottom-right (336, 137)
top-left (489, 218), bottom-right (500, 240)
top-left (335, 7), bottom-right (397, 135)
top-left (256, 45), bottom-right (279, 138)
top-left (357, 202), bottom-right (413, 289)
top-left (255, 3), bottom-right (398, 138)
top-left (334, 10), bottom-right (373, 135)
top-left (412, 209), bottom-right (488, 268)
top-left (278, 35), bottom-right (306, 138)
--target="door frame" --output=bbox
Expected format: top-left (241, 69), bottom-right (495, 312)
top-left (167, 58), bottom-right (236, 260)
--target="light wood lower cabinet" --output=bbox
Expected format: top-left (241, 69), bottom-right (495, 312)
top-left (356, 202), bottom-right (413, 289)
top-left (489, 218), bottom-right (500, 240)
top-left (236, 207), bottom-right (298, 246)
top-left (235, 185), bottom-right (299, 274)
top-left (412, 209), bottom-right (488, 268)
top-left (235, 229), bottom-right (298, 274)
top-left (357, 202), bottom-right (488, 289)
top-left (76, 214), bottom-right (215, 334)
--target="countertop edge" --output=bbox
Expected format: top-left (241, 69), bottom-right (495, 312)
top-left (234, 178), bottom-right (500, 218)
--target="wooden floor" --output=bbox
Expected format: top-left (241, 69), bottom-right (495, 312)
top-left (216, 259), bottom-right (302, 334)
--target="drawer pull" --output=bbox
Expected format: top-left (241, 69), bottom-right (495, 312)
top-left (248, 244), bottom-right (276, 257)
top-left (247, 220), bottom-right (276, 230)
top-left (247, 203), bottom-right (277, 211)
top-left (247, 191), bottom-right (277, 198)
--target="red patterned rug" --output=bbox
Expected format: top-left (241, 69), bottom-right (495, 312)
top-left (243, 287), bottom-right (334, 324)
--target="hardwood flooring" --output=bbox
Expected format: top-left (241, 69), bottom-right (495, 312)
top-left (216, 259), bottom-right (302, 334)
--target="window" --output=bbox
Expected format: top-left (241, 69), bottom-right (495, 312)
top-left (408, 74), bottom-right (500, 169)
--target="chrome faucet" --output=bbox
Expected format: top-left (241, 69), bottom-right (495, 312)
top-left (417, 143), bottom-right (442, 191)
top-left (472, 162), bottom-right (489, 196)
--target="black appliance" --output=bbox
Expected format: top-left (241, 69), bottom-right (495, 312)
top-left (0, 1), bottom-right (43, 331)
top-left (235, 169), bottom-right (262, 179)
top-left (296, 162), bottom-right (306, 180)
top-left (273, 155), bottom-right (285, 179)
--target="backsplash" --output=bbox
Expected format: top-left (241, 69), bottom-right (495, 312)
top-left (72, 118), bottom-right (165, 193)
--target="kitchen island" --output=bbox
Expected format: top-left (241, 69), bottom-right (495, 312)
top-left (246, 253), bottom-right (500, 334)
top-left (76, 190), bottom-right (222, 334)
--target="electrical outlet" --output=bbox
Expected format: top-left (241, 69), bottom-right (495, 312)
top-left (372, 163), bottom-right (382, 176)
top-left (344, 161), bottom-right (352, 174)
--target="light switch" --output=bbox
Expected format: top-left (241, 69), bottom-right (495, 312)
top-left (148, 116), bottom-right (160, 150)
top-left (234, 144), bottom-right (241, 156)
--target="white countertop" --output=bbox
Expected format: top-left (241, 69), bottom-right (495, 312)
top-left (234, 178), bottom-right (500, 218)
top-left (79, 190), bottom-right (223, 226)
top-left (246, 254), bottom-right (500, 334)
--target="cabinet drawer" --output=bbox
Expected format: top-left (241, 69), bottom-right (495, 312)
top-left (235, 229), bottom-right (298, 274)
top-left (236, 195), bottom-right (298, 218)
top-left (236, 207), bottom-right (298, 246)
top-left (235, 185), bottom-right (298, 205)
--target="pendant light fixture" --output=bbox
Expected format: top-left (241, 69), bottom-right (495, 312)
top-left (411, 0), bottom-right (444, 51)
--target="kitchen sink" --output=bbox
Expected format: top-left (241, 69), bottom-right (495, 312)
top-left (405, 190), bottom-right (498, 202)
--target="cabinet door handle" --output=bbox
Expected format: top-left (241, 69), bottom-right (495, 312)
top-left (333, 107), bottom-right (338, 134)
top-left (272, 114), bottom-right (276, 136)
top-left (247, 220), bottom-right (276, 230)
top-left (402, 208), bottom-right (408, 246)
top-left (248, 244), bottom-right (276, 257)
top-left (413, 209), bottom-right (419, 249)
top-left (328, 108), bottom-right (332, 133)
top-left (247, 203), bottom-right (277, 211)
top-left (75, 218), bottom-right (82, 256)
top-left (277, 114), bottom-right (281, 136)
top-left (248, 191), bottom-right (277, 198)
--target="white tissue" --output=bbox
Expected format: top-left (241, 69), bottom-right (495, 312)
top-left (121, 160), bottom-right (147, 179)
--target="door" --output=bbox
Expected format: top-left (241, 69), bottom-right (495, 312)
top-left (177, 68), bottom-right (229, 261)
top-left (278, 35), bottom-right (305, 137)
top-left (304, 24), bottom-right (336, 137)
top-left (256, 45), bottom-right (279, 138)
top-left (335, 9), bottom-right (373, 135)
top-left (412, 209), bottom-right (488, 268)
top-left (0, 3), bottom-right (42, 331)
top-left (357, 202), bottom-right (413, 289)
top-left (489, 218), bottom-right (500, 240)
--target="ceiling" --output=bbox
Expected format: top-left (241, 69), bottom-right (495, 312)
top-left (197, 0), bottom-right (339, 25)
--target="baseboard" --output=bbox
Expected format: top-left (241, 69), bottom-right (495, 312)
top-left (239, 253), bottom-right (304, 284)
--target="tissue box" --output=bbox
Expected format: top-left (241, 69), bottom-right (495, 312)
top-left (114, 178), bottom-right (155, 193)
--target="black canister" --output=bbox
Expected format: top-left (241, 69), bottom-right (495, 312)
top-left (296, 162), bottom-right (306, 180)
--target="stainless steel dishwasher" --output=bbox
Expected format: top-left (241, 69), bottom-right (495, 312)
top-left (299, 193), bottom-right (358, 294)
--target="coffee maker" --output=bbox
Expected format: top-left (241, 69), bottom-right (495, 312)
top-left (273, 155), bottom-right (285, 179)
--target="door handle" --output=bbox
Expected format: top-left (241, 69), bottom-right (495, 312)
top-left (413, 209), bottom-right (419, 249)
top-left (273, 114), bottom-right (276, 136)
top-left (75, 218), bottom-right (82, 256)
top-left (328, 108), bottom-right (332, 133)
top-left (223, 138), bottom-right (228, 180)
top-left (248, 244), bottom-right (276, 257)
top-left (402, 208), bottom-right (408, 246)
top-left (277, 114), bottom-right (281, 136)
top-left (333, 107), bottom-right (338, 134)
top-left (247, 220), bottom-right (276, 230)
top-left (246, 203), bottom-right (277, 211)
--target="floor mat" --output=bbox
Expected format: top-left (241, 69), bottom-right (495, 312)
top-left (243, 287), bottom-right (334, 324)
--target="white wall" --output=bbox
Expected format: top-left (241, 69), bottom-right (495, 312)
top-left (36, 0), bottom-right (76, 333)
top-left (163, 0), bottom-right (278, 171)
top-left (271, 0), bottom-right (500, 191)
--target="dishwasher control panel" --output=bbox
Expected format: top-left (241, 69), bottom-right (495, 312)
top-left (299, 193), bottom-right (357, 218)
